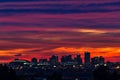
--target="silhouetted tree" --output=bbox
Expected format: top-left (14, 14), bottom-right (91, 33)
top-left (93, 65), bottom-right (120, 80)
top-left (0, 64), bottom-right (16, 80)
top-left (93, 65), bottom-right (109, 80)
top-left (47, 72), bottom-right (63, 80)
top-left (109, 70), bottom-right (120, 80)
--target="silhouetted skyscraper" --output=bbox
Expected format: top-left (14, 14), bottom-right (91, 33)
top-left (74, 54), bottom-right (82, 64)
top-left (39, 59), bottom-right (48, 63)
top-left (91, 57), bottom-right (99, 65)
top-left (61, 56), bottom-right (67, 63)
top-left (61, 55), bottom-right (72, 63)
top-left (67, 55), bottom-right (72, 62)
top-left (91, 56), bottom-right (105, 65)
top-left (31, 58), bottom-right (37, 64)
top-left (99, 56), bottom-right (105, 64)
top-left (49, 55), bottom-right (58, 65)
top-left (84, 52), bottom-right (90, 64)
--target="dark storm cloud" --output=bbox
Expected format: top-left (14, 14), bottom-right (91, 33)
top-left (0, 6), bottom-right (119, 14)
top-left (0, 1), bottom-right (120, 14)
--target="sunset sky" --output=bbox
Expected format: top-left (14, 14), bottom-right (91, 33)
top-left (0, 0), bottom-right (120, 62)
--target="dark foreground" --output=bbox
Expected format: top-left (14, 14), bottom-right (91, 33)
top-left (0, 64), bottom-right (120, 80)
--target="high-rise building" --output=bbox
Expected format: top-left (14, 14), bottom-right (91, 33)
top-left (39, 59), bottom-right (49, 65)
top-left (91, 56), bottom-right (105, 65)
top-left (74, 54), bottom-right (82, 64)
top-left (31, 58), bottom-right (37, 64)
top-left (49, 55), bottom-right (58, 65)
top-left (99, 56), bottom-right (105, 64)
top-left (61, 56), bottom-right (67, 63)
top-left (61, 55), bottom-right (72, 63)
top-left (39, 59), bottom-right (48, 63)
top-left (91, 57), bottom-right (99, 65)
top-left (84, 52), bottom-right (90, 64)
top-left (67, 55), bottom-right (72, 62)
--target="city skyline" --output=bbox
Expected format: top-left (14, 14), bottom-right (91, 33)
top-left (0, 52), bottom-right (111, 63)
top-left (11, 52), bottom-right (105, 64)
top-left (0, 0), bottom-right (120, 62)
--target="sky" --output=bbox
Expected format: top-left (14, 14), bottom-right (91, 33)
top-left (0, 0), bottom-right (120, 62)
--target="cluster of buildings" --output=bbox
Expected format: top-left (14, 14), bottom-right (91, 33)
top-left (9, 52), bottom-right (106, 69)
top-left (8, 52), bottom-right (120, 80)
top-left (31, 52), bottom-right (105, 65)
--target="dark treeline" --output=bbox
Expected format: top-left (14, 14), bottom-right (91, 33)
top-left (93, 65), bottom-right (120, 80)
top-left (0, 64), bottom-right (16, 80)
top-left (0, 64), bottom-right (119, 80)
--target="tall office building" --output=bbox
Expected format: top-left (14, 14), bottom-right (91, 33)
top-left (61, 56), bottom-right (67, 63)
top-left (91, 56), bottom-right (105, 65)
top-left (67, 55), bottom-right (72, 62)
top-left (84, 52), bottom-right (90, 64)
top-left (61, 55), bottom-right (72, 63)
top-left (99, 56), bottom-right (105, 64)
top-left (31, 58), bottom-right (37, 64)
top-left (49, 55), bottom-right (58, 65)
top-left (39, 59), bottom-right (48, 63)
top-left (91, 57), bottom-right (99, 65)
top-left (74, 54), bottom-right (82, 64)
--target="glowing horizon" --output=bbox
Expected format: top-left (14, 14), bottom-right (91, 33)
top-left (0, 0), bottom-right (120, 62)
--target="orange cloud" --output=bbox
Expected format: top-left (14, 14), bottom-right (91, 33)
top-left (0, 47), bottom-right (120, 62)
top-left (51, 47), bottom-right (120, 62)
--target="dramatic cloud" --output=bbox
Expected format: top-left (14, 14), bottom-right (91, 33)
top-left (0, 0), bottom-right (120, 62)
